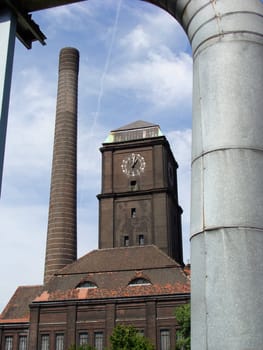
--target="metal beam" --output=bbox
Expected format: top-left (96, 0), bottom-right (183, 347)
top-left (19, 0), bottom-right (85, 12)
top-left (0, 9), bottom-right (16, 196)
top-left (2, 0), bottom-right (46, 48)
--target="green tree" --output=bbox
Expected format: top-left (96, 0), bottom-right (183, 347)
top-left (175, 303), bottom-right (190, 350)
top-left (110, 324), bottom-right (154, 350)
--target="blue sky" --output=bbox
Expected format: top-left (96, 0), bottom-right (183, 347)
top-left (0, 0), bottom-right (192, 312)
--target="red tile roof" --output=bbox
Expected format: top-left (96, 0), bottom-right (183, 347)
top-left (1, 246), bottom-right (190, 322)
top-left (34, 282), bottom-right (190, 302)
top-left (57, 245), bottom-right (181, 275)
top-left (0, 285), bottom-right (42, 322)
top-left (35, 246), bottom-right (190, 303)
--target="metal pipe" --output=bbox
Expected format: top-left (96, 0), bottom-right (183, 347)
top-left (175, 1), bottom-right (263, 349)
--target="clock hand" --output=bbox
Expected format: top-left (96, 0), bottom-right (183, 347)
top-left (132, 158), bottom-right (138, 168)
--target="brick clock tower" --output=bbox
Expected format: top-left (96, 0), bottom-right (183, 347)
top-left (97, 120), bottom-right (184, 265)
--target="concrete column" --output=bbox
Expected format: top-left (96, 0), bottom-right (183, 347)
top-left (175, 1), bottom-right (263, 349)
top-left (0, 8), bottom-right (16, 196)
top-left (44, 47), bottom-right (79, 284)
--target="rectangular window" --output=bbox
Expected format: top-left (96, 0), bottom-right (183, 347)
top-left (160, 330), bottom-right (170, 350)
top-left (56, 334), bottom-right (64, 350)
top-left (137, 330), bottom-right (144, 337)
top-left (19, 336), bottom-right (27, 350)
top-left (41, 335), bottom-right (49, 350)
top-left (130, 180), bottom-right (137, 191)
top-left (79, 333), bottom-right (88, 346)
top-left (5, 336), bottom-right (13, 350)
top-left (94, 332), bottom-right (103, 350)
top-left (139, 234), bottom-right (144, 245)
top-left (131, 208), bottom-right (136, 218)
top-left (124, 235), bottom-right (129, 247)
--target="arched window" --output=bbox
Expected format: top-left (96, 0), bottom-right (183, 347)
top-left (128, 278), bottom-right (151, 286)
top-left (76, 281), bottom-right (97, 289)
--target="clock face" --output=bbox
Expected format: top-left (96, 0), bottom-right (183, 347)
top-left (121, 153), bottom-right (146, 177)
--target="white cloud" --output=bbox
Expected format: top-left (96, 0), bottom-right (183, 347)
top-left (0, 65), bottom-right (57, 310)
top-left (106, 51), bottom-right (192, 110)
top-left (4, 68), bottom-right (55, 179)
top-left (77, 124), bottom-right (104, 191)
top-left (167, 129), bottom-right (192, 262)
top-left (0, 205), bottom-right (47, 311)
top-left (42, 3), bottom-right (93, 30)
top-left (77, 207), bottom-right (99, 257)
top-left (118, 4), bottom-right (189, 56)
top-left (167, 128), bottom-right (192, 170)
top-left (120, 25), bottom-right (152, 53)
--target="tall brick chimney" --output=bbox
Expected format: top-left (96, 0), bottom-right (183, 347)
top-left (44, 47), bottom-right (79, 284)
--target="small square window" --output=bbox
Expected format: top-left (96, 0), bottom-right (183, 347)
top-left (137, 330), bottom-right (144, 337)
top-left (131, 208), bottom-right (136, 218)
top-left (139, 234), bottom-right (144, 245)
top-left (130, 180), bottom-right (137, 191)
top-left (124, 236), bottom-right (129, 246)
top-left (79, 333), bottom-right (88, 346)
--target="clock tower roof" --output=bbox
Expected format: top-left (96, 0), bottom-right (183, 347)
top-left (112, 120), bottom-right (160, 132)
top-left (104, 120), bottom-right (163, 144)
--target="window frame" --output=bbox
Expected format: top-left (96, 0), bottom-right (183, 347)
top-left (79, 332), bottom-right (89, 346)
top-left (76, 281), bottom-right (97, 289)
top-left (94, 331), bottom-right (104, 350)
top-left (131, 208), bottom-right (136, 218)
top-left (40, 334), bottom-right (49, 350)
top-left (19, 335), bottom-right (28, 350)
top-left (128, 277), bottom-right (151, 286)
top-left (138, 234), bottom-right (144, 245)
top-left (5, 336), bottom-right (13, 350)
top-left (55, 333), bottom-right (64, 350)
top-left (130, 180), bottom-right (138, 191)
top-left (124, 235), bottom-right (129, 246)
top-left (160, 329), bottom-right (171, 350)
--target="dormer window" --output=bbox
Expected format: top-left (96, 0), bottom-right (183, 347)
top-left (76, 281), bottom-right (97, 289)
top-left (128, 278), bottom-right (151, 286)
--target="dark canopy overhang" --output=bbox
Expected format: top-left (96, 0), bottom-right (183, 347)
top-left (1, 0), bottom-right (47, 48)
